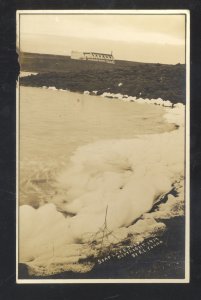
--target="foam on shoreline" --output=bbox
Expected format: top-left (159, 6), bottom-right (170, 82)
top-left (19, 87), bottom-right (185, 276)
top-left (20, 72), bottom-right (38, 78)
top-left (39, 85), bottom-right (185, 109)
top-left (46, 85), bottom-right (185, 127)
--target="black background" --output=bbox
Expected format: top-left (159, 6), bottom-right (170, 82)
top-left (0, 0), bottom-right (201, 299)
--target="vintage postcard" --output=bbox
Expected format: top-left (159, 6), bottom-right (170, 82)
top-left (16, 10), bottom-right (190, 283)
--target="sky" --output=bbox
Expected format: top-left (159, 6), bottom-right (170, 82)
top-left (19, 13), bottom-right (186, 64)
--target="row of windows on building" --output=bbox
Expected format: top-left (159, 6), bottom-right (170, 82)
top-left (71, 51), bottom-right (115, 64)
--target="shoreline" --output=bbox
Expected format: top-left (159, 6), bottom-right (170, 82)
top-left (19, 216), bottom-right (185, 280)
top-left (19, 55), bottom-right (185, 104)
top-left (18, 85), bottom-right (185, 279)
top-left (19, 81), bottom-right (185, 110)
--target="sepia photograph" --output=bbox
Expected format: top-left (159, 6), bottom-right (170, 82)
top-left (16, 10), bottom-right (190, 283)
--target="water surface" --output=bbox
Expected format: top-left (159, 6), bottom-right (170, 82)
top-left (20, 86), bottom-right (174, 163)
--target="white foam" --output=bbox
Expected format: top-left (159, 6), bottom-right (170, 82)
top-left (19, 88), bottom-right (185, 275)
top-left (32, 84), bottom-right (185, 112)
top-left (48, 86), bottom-right (57, 91)
top-left (84, 90), bottom-right (90, 95)
top-left (19, 125), bottom-right (184, 273)
top-left (99, 91), bottom-right (184, 110)
top-left (20, 72), bottom-right (38, 78)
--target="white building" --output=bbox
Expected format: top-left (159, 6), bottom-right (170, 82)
top-left (71, 51), bottom-right (115, 64)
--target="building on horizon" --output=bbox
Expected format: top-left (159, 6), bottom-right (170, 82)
top-left (71, 51), bottom-right (115, 64)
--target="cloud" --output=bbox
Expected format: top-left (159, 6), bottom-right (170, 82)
top-left (20, 14), bottom-right (185, 44)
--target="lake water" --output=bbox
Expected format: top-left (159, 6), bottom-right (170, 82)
top-left (19, 86), bottom-right (176, 207)
top-left (18, 87), bottom-right (185, 274)
top-left (19, 87), bottom-right (175, 162)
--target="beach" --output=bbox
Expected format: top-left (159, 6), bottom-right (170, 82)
top-left (18, 86), bottom-right (185, 278)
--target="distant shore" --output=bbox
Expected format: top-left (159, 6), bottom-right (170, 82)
top-left (20, 52), bottom-right (186, 104)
